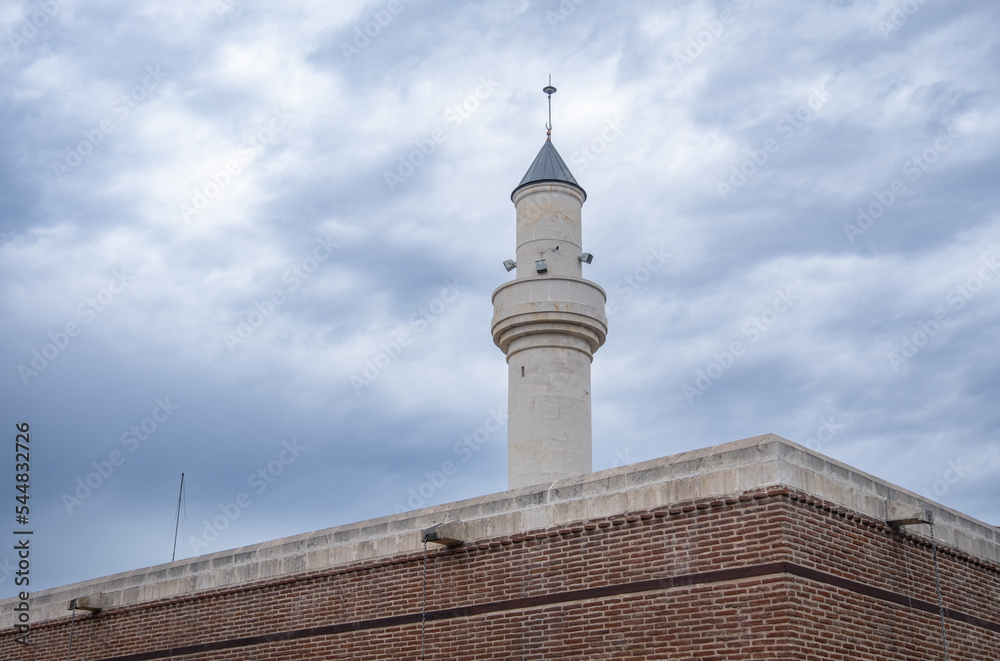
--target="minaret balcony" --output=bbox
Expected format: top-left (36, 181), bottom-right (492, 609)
top-left (491, 276), bottom-right (607, 357)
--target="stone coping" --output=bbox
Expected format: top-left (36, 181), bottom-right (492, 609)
top-left (2, 434), bottom-right (997, 627)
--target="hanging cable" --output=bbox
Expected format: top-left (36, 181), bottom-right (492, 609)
top-left (421, 541), bottom-right (428, 661)
top-left (65, 609), bottom-right (77, 661)
top-left (929, 514), bottom-right (950, 661)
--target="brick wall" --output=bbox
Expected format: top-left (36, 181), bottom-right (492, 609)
top-left (3, 488), bottom-right (997, 660)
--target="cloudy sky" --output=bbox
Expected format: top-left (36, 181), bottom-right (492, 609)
top-left (1, 0), bottom-right (998, 596)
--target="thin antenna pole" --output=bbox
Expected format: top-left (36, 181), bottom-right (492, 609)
top-left (543, 74), bottom-right (557, 138)
top-left (172, 473), bottom-right (185, 562)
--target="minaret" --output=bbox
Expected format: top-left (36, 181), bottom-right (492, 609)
top-left (492, 80), bottom-right (608, 490)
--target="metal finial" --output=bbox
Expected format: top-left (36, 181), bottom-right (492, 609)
top-left (543, 74), bottom-right (556, 138)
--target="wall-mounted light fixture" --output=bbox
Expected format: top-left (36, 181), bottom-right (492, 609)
top-left (535, 259), bottom-right (547, 273)
top-left (503, 259), bottom-right (517, 272)
top-left (578, 252), bottom-right (594, 264)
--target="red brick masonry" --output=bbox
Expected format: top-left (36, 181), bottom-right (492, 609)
top-left (4, 487), bottom-right (998, 660)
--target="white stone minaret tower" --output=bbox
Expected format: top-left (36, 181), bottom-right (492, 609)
top-left (492, 81), bottom-right (608, 490)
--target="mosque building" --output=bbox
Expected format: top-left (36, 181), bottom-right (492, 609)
top-left (2, 85), bottom-right (997, 661)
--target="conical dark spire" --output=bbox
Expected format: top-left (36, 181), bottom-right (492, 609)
top-left (511, 139), bottom-right (586, 201)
